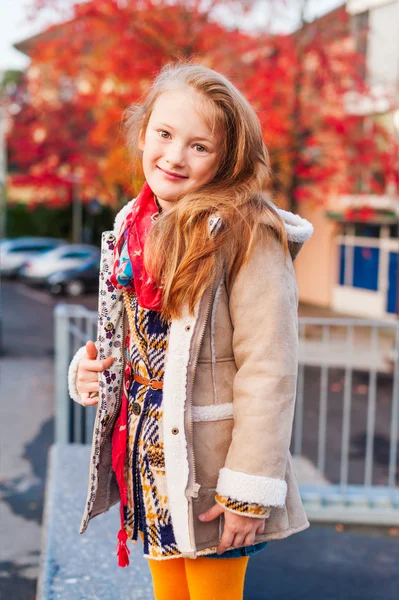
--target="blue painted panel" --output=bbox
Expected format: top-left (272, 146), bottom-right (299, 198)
top-left (353, 246), bottom-right (379, 291)
top-left (339, 244), bottom-right (346, 285)
top-left (387, 252), bottom-right (398, 314)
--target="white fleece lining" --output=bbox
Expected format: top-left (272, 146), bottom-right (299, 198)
top-left (192, 403), bottom-right (233, 422)
top-left (162, 215), bottom-right (223, 552)
top-left (163, 304), bottom-right (199, 554)
top-left (275, 208), bottom-right (314, 243)
top-left (68, 345), bottom-right (88, 404)
top-left (217, 467), bottom-right (287, 507)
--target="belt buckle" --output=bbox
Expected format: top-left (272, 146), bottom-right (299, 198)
top-left (149, 378), bottom-right (158, 390)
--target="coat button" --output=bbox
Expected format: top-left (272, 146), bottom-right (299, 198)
top-left (132, 402), bottom-right (141, 416)
top-left (105, 322), bottom-right (114, 331)
top-left (172, 427), bottom-right (179, 435)
top-left (185, 325), bottom-right (191, 332)
top-left (108, 234), bottom-right (116, 242)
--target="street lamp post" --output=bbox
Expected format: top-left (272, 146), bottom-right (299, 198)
top-left (59, 172), bottom-right (83, 244)
top-left (0, 106), bottom-right (8, 241)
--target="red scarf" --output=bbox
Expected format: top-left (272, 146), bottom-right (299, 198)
top-left (110, 181), bottom-right (162, 311)
top-left (110, 183), bottom-right (162, 567)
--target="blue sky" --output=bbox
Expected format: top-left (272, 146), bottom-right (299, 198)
top-left (0, 0), bottom-right (345, 71)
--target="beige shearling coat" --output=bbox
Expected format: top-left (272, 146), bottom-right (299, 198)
top-left (68, 199), bottom-right (313, 557)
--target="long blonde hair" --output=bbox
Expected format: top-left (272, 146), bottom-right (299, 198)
top-left (125, 62), bottom-right (288, 319)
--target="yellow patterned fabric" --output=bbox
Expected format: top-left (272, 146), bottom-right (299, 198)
top-left (215, 494), bottom-right (271, 518)
top-left (123, 290), bottom-right (181, 559)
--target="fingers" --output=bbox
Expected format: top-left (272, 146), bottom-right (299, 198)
top-left (77, 379), bottom-right (100, 397)
top-left (85, 340), bottom-right (98, 360)
top-left (255, 521), bottom-right (266, 535)
top-left (231, 532), bottom-right (247, 548)
top-left (84, 382), bottom-right (100, 393)
top-left (81, 392), bottom-right (99, 407)
top-left (217, 528), bottom-right (235, 555)
top-left (198, 503), bottom-right (224, 523)
top-left (216, 515), bottom-right (266, 554)
top-left (77, 342), bottom-right (114, 407)
top-left (243, 532), bottom-right (256, 547)
top-left (79, 357), bottom-right (114, 373)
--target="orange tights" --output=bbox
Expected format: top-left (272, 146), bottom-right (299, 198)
top-left (140, 534), bottom-right (249, 600)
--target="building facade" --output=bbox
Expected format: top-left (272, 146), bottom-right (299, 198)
top-left (296, 0), bottom-right (398, 320)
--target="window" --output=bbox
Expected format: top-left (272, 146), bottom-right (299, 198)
top-left (339, 244), bottom-right (346, 285)
top-left (353, 246), bottom-right (379, 291)
top-left (61, 251), bottom-right (92, 260)
top-left (9, 243), bottom-right (57, 254)
top-left (30, 246), bottom-right (56, 254)
top-left (9, 246), bottom-right (31, 254)
top-left (354, 223), bottom-right (381, 238)
top-left (387, 252), bottom-right (398, 314)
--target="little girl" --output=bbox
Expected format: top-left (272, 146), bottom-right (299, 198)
top-left (68, 62), bottom-right (313, 600)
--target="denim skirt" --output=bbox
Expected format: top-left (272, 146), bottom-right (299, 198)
top-left (206, 541), bottom-right (268, 559)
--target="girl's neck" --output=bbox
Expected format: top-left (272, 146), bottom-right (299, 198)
top-left (155, 196), bottom-right (174, 213)
top-left (154, 196), bottom-right (163, 214)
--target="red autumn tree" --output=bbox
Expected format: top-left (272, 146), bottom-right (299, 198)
top-left (8, 0), bottom-right (397, 212)
top-left (9, 0), bottom-right (259, 207)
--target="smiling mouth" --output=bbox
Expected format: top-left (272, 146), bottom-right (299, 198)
top-left (157, 166), bottom-right (188, 179)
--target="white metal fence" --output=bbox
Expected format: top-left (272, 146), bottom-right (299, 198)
top-left (54, 304), bottom-right (399, 525)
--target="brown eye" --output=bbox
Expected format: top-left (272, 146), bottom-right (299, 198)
top-left (194, 144), bottom-right (207, 153)
top-left (158, 130), bottom-right (170, 139)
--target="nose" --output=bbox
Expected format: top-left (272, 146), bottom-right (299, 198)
top-left (165, 143), bottom-right (185, 167)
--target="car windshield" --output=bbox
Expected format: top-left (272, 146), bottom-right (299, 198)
top-left (1, 240), bottom-right (59, 254)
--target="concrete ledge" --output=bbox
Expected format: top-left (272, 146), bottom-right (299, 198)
top-left (37, 444), bottom-right (153, 600)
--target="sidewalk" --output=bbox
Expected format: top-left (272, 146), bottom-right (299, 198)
top-left (0, 357), bottom-right (54, 600)
top-left (39, 444), bottom-right (399, 600)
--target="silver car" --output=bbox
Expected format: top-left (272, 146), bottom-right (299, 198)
top-left (0, 237), bottom-right (64, 277)
top-left (20, 243), bottom-right (101, 285)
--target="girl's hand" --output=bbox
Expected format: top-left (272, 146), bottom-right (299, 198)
top-left (77, 341), bottom-right (114, 406)
top-left (198, 504), bottom-right (265, 555)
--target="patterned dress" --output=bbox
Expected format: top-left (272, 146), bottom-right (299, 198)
top-left (116, 237), bottom-right (269, 560)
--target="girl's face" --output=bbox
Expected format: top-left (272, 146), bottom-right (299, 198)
top-left (139, 88), bottom-right (223, 210)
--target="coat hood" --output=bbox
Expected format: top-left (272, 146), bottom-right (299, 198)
top-left (273, 205), bottom-right (314, 261)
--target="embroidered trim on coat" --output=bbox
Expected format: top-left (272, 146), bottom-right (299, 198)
top-left (215, 493), bottom-right (271, 518)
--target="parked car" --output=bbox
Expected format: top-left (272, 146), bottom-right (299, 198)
top-left (20, 244), bottom-right (100, 286)
top-left (45, 259), bottom-right (101, 296)
top-left (0, 237), bottom-right (64, 278)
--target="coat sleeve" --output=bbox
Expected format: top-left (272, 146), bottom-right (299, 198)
top-left (67, 345), bottom-right (88, 404)
top-left (216, 233), bottom-right (298, 508)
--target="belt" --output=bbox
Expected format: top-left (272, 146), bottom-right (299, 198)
top-left (133, 373), bottom-right (163, 390)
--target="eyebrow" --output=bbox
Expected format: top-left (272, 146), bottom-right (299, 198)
top-left (156, 122), bottom-right (215, 145)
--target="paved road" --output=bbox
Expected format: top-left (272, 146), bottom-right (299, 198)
top-left (1, 281), bottom-right (97, 358)
top-left (0, 356), bottom-right (53, 599)
top-left (0, 281), bottom-right (97, 599)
